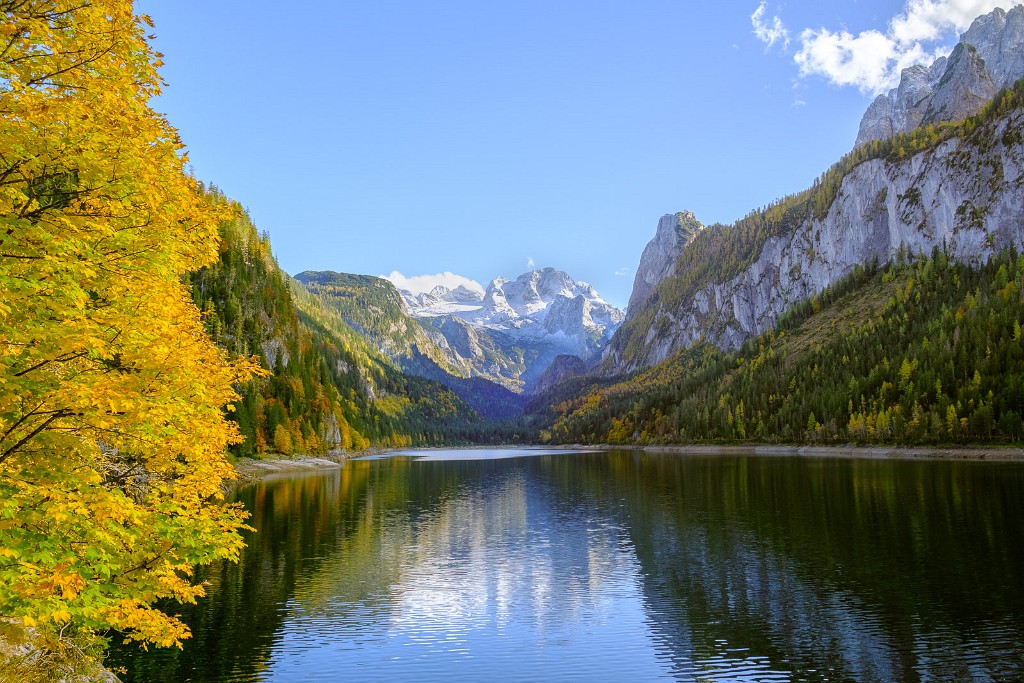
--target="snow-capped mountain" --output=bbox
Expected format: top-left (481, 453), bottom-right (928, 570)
top-left (397, 267), bottom-right (624, 365)
top-left (402, 283), bottom-right (486, 317)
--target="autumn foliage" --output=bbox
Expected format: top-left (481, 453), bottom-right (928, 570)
top-left (0, 0), bottom-right (258, 651)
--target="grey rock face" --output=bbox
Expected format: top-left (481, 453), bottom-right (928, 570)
top-left (608, 109), bottom-right (1024, 373)
top-left (923, 43), bottom-right (998, 126)
top-left (532, 354), bottom-right (587, 396)
top-left (627, 211), bottom-right (704, 315)
top-left (855, 6), bottom-right (1024, 147)
top-left (962, 4), bottom-right (1024, 88)
top-left (541, 293), bottom-right (621, 350)
top-left (420, 315), bottom-right (525, 386)
top-left (858, 62), bottom-right (946, 145)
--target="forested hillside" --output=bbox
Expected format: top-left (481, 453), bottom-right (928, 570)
top-left (292, 271), bottom-right (442, 364)
top-left (542, 250), bottom-right (1024, 446)
top-left (294, 270), bottom-right (529, 420)
top-left (189, 192), bottom-right (488, 454)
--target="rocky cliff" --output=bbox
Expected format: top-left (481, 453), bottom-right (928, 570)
top-left (418, 314), bottom-right (526, 387)
top-left (626, 211), bottom-right (704, 315)
top-left (856, 5), bottom-right (1024, 147)
top-left (606, 103), bottom-right (1024, 373)
top-left (531, 354), bottom-right (587, 396)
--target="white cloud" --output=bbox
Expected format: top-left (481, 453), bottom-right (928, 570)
top-left (384, 270), bottom-right (485, 296)
top-left (527, 256), bottom-right (536, 268)
top-left (794, 28), bottom-right (904, 92)
top-left (752, 1), bottom-right (790, 48)
top-left (792, 0), bottom-right (1020, 94)
top-left (614, 267), bottom-right (631, 277)
top-left (890, 0), bottom-right (1012, 43)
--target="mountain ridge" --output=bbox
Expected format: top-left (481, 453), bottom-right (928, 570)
top-left (856, 5), bottom-right (1024, 147)
top-left (605, 76), bottom-right (1024, 374)
top-left (627, 211), bottom-right (705, 316)
top-left (393, 267), bottom-right (624, 390)
top-left (398, 267), bottom-right (624, 352)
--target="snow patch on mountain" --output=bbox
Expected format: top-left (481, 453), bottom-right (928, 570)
top-left (397, 267), bottom-right (625, 360)
top-left (384, 271), bottom-right (485, 298)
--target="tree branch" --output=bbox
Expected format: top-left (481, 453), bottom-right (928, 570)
top-left (0, 410), bottom-right (71, 464)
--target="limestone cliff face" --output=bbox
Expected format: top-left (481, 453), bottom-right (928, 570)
top-left (922, 43), bottom-right (997, 126)
top-left (856, 6), bottom-right (1024, 147)
top-left (627, 211), bottom-right (704, 316)
top-left (857, 59), bottom-right (949, 147)
top-left (606, 108), bottom-right (1024, 373)
top-left (961, 4), bottom-right (1024, 89)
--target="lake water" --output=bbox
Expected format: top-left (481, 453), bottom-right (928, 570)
top-left (109, 448), bottom-right (1024, 682)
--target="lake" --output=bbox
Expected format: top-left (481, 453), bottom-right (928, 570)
top-left (108, 448), bottom-right (1024, 682)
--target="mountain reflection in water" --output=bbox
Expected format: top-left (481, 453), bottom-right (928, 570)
top-left (109, 450), bottom-right (1024, 682)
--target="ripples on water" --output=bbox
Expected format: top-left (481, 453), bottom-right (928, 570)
top-left (109, 449), bottom-right (1024, 682)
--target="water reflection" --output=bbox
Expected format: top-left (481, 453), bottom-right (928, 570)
top-left (574, 454), bottom-right (1024, 682)
top-left (109, 452), bottom-right (1024, 682)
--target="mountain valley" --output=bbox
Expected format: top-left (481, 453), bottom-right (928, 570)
top-left (12, 3), bottom-right (1024, 676)
top-left (21, 3), bottom-right (1021, 460)
top-left (179, 4), bottom-right (1024, 455)
top-left (267, 6), bottom-right (1024, 449)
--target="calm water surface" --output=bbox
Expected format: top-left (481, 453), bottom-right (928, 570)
top-left (109, 448), bottom-right (1024, 682)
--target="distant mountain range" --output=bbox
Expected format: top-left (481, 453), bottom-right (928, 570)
top-left (292, 267), bottom-right (623, 397)
top-left (398, 267), bottom-right (624, 364)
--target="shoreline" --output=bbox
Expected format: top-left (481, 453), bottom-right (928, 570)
top-left (227, 445), bottom-right (420, 487)
top-left (229, 450), bottom-right (359, 488)
top-left (551, 443), bottom-right (1024, 461)
top-left (228, 442), bottom-right (1024, 488)
top-left (231, 455), bottom-right (343, 484)
top-left (228, 444), bottom-right (553, 484)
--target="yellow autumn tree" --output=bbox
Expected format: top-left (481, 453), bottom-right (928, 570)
top-left (0, 0), bottom-right (258, 654)
top-left (273, 424), bottom-right (293, 456)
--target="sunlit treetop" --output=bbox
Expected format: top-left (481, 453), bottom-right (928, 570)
top-left (0, 0), bottom-right (259, 649)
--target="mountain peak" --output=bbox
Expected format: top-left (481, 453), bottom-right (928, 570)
top-left (855, 4), bottom-right (1024, 147)
top-left (627, 211), bottom-right (705, 315)
top-left (396, 267), bottom-right (623, 366)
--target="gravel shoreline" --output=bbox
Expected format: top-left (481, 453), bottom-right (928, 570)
top-left (227, 447), bottom-right (407, 488)
top-left (228, 443), bottom-right (1024, 490)
top-left (233, 454), bottom-right (342, 480)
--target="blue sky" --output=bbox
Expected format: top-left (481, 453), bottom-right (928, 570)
top-left (138, 0), bottom-right (1018, 308)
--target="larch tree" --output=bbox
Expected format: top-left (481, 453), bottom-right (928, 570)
top-left (0, 0), bottom-right (259, 654)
